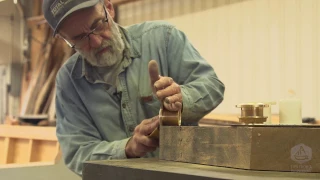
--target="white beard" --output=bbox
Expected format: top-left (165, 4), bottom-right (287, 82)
top-left (78, 20), bottom-right (125, 67)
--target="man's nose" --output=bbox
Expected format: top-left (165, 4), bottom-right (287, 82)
top-left (88, 34), bottom-right (102, 48)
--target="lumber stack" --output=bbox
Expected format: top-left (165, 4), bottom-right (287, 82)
top-left (14, 1), bottom-right (74, 126)
top-left (8, 0), bottom-right (141, 126)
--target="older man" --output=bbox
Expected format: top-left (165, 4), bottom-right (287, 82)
top-left (42, 0), bottom-right (225, 176)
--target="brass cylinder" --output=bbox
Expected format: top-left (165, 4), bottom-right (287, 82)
top-left (160, 108), bottom-right (181, 126)
top-left (237, 103), bottom-right (269, 118)
top-left (241, 107), bottom-right (254, 117)
top-left (254, 106), bottom-right (264, 117)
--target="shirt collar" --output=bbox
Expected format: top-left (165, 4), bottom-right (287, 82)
top-left (119, 25), bottom-right (140, 59)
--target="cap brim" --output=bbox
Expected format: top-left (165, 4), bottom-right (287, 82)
top-left (53, 0), bottom-right (100, 36)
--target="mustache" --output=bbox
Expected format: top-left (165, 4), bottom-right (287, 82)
top-left (92, 23), bottom-right (122, 56)
top-left (94, 40), bottom-right (114, 55)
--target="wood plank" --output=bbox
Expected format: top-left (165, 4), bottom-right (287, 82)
top-left (48, 87), bottom-right (56, 121)
top-left (20, 40), bottom-right (52, 115)
top-left (31, 37), bottom-right (71, 115)
top-left (30, 140), bottom-right (57, 162)
top-left (0, 125), bottom-right (57, 141)
top-left (160, 126), bottom-right (320, 172)
top-left (41, 88), bottom-right (54, 114)
top-left (160, 126), bottom-right (252, 170)
top-left (0, 137), bottom-right (5, 164)
top-left (33, 65), bottom-right (56, 114)
top-left (201, 114), bottom-right (239, 124)
top-left (30, 24), bottom-right (49, 75)
top-left (20, 0), bottom-right (43, 114)
top-left (54, 143), bottom-right (61, 163)
top-left (32, 0), bottom-right (42, 17)
top-left (0, 125), bottom-right (58, 165)
top-left (26, 39), bottom-right (53, 114)
top-left (27, 139), bottom-right (34, 162)
top-left (10, 139), bottom-right (30, 164)
top-left (19, 63), bottom-right (30, 114)
top-left (201, 114), bottom-right (320, 125)
top-left (30, 0), bottom-right (44, 70)
top-left (3, 138), bottom-right (13, 164)
top-left (46, 46), bottom-right (73, 120)
top-left (0, 161), bottom-right (55, 169)
top-left (83, 158), bottom-right (320, 180)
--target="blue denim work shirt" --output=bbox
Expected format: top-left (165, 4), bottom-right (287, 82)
top-left (55, 21), bottom-right (225, 176)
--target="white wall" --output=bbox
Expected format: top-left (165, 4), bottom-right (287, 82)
top-left (167, 0), bottom-right (320, 119)
top-left (118, 0), bottom-right (320, 119)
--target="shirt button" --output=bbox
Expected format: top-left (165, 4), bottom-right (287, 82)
top-left (129, 125), bottom-right (135, 132)
top-left (122, 103), bottom-right (126, 108)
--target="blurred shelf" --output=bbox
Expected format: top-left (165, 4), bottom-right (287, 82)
top-left (0, 125), bottom-right (59, 167)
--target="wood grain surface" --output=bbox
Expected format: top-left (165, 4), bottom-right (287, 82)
top-left (83, 158), bottom-right (320, 180)
top-left (160, 125), bottom-right (320, 172)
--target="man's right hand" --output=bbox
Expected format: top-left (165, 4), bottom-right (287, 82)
top-left (125, 116), bottom-right (160, 158)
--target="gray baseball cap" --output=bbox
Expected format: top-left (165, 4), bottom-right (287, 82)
top-left (42, 0), bottom-right (100, 36)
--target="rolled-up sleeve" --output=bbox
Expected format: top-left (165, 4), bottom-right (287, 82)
top-left (55, 74), bottom-right (129, 176)
top-left (166, 27), bottom-right (225, 124)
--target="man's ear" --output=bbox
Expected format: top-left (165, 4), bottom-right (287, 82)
top-left (105, 0), bottom-right (115, 19)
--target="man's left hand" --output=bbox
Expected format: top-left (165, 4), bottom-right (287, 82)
top-left (148, 60), bottom-right (182, 111)
top-left (154, 76), bottom-right (182, 111)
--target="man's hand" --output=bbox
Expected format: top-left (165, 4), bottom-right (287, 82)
top-left (148, 60), bottom-right (183, 111)
top-left (125, 116), bottom-right (159, 158)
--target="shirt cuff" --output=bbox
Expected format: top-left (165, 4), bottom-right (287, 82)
top-left (180, 86), bottom-right (193, 124)
top-left (112, 137), bottom-right (131, 159)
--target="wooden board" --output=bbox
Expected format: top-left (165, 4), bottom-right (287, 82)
top-left (82, 158), bottom-right (320, 180)
top-left (200, 114), bottom-right (320, 125)
top-left (0, 125), bottom-right (56, 141)
top-left (0, 125), bottom-right (59, 166)
top-left (160, 125), bottom-right (320, 173)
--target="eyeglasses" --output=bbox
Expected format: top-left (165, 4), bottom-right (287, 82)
top-left (62, 5), bottom-right (109, 49)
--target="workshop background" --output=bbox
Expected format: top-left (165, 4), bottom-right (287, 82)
top-left (0, 0), bottom-right (319, 179)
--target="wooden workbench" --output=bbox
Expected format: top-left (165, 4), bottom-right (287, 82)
top-left (83, 158), bottom-right (320, 180)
